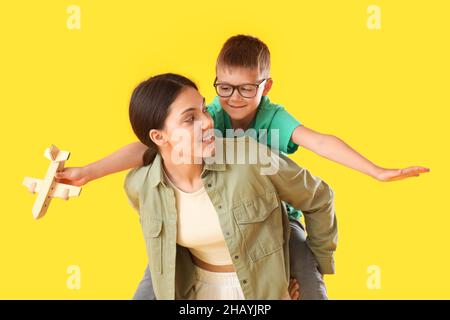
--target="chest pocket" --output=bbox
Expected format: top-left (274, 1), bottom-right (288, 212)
top-left (141, 216), bottom-right (163, 274)
top-left (232, 190), bottom-right (283, 262)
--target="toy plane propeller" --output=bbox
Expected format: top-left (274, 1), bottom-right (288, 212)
top-left (23, 145), bottom-right (81, 219)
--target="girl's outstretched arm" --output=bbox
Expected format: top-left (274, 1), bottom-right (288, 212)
top-left (291, 125), bottom-right (430, 182)
top-left (55, 141), bottom-right (147, 186)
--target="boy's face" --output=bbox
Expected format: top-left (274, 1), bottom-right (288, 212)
top-left (215, 66), bottom-right (272, 122)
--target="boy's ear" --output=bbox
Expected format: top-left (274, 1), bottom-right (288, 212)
top-left (262, 78), bottom-right (273, 96)
top-left (149, 129), bottom-right (166, 147)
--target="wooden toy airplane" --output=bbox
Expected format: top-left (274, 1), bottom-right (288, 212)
top-left (23, 145), bottom-right (82, 219)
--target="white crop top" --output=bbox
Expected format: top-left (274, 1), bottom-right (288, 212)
top-left (163, 170), bottom-right (233, 266)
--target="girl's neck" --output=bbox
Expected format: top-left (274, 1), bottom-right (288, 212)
top-left (160, 151), bottom-right (204, 193)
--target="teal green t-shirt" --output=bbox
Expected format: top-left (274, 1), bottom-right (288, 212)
top-left (207, 95), bottom-right (303, 220)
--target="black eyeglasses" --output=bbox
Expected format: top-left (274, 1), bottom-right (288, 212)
top-left (213, 78), bottom-right (268, 98)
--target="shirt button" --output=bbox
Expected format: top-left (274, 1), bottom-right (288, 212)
top-left (243, 280), bottom-right (247, 284)
top-left (207, 183), bottom-right (212, 188)
top-left (234, 255), bottom-right (239, 260)
top-left (225, 231), bottom-right (230, 236)
top-left (218, 204), bottom-right (222, 209)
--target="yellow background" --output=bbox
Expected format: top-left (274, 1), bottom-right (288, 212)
top-left (1, 1), bottom-right (448, 299)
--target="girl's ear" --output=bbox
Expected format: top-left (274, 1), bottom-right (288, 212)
top-left (262, 78), bottom-right (273, 96)
top-left (149, 129), bottom-right (167, 147)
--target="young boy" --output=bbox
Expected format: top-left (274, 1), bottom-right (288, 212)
top-left (56, 35), bottom-right (429, 299)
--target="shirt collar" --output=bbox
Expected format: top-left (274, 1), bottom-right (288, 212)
top-left (147, 153), bottom-right (165, 188)
top-left (148, 153), bottom-right (226, 188)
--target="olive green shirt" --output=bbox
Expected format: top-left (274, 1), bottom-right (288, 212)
top-left (124, 137), bottom-right (337, 300)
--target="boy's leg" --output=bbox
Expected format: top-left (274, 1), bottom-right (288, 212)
top-left (289, 218), bottom-right (328, 300)
top-left (133, 264), bottom-right (157, 300)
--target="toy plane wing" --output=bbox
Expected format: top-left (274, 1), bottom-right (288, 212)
top-left (23, 177), bottom-right (81, 200)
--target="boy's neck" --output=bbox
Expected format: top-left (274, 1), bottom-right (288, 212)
top-left (230, 109), bottom-right (257, 131)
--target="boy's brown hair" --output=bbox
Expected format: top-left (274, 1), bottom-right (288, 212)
top-left (216, 35), bottom-right (271, 78)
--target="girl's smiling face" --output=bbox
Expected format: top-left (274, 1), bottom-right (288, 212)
top-left (151, 86), bottom-right (215, 162)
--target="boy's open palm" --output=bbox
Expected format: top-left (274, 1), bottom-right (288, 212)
top-left (375, 166), bottom-right (430, 182)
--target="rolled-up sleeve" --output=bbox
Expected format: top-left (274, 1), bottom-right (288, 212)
top-left (124, 169), bottom-right (140, 213)
top-left (267, 152), bottom-right (338, 274)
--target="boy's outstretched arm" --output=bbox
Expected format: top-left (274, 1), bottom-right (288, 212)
top-left (291, 126), bottom-right (430, 182)
top-left (55, 142), bottom-right (147, 186)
